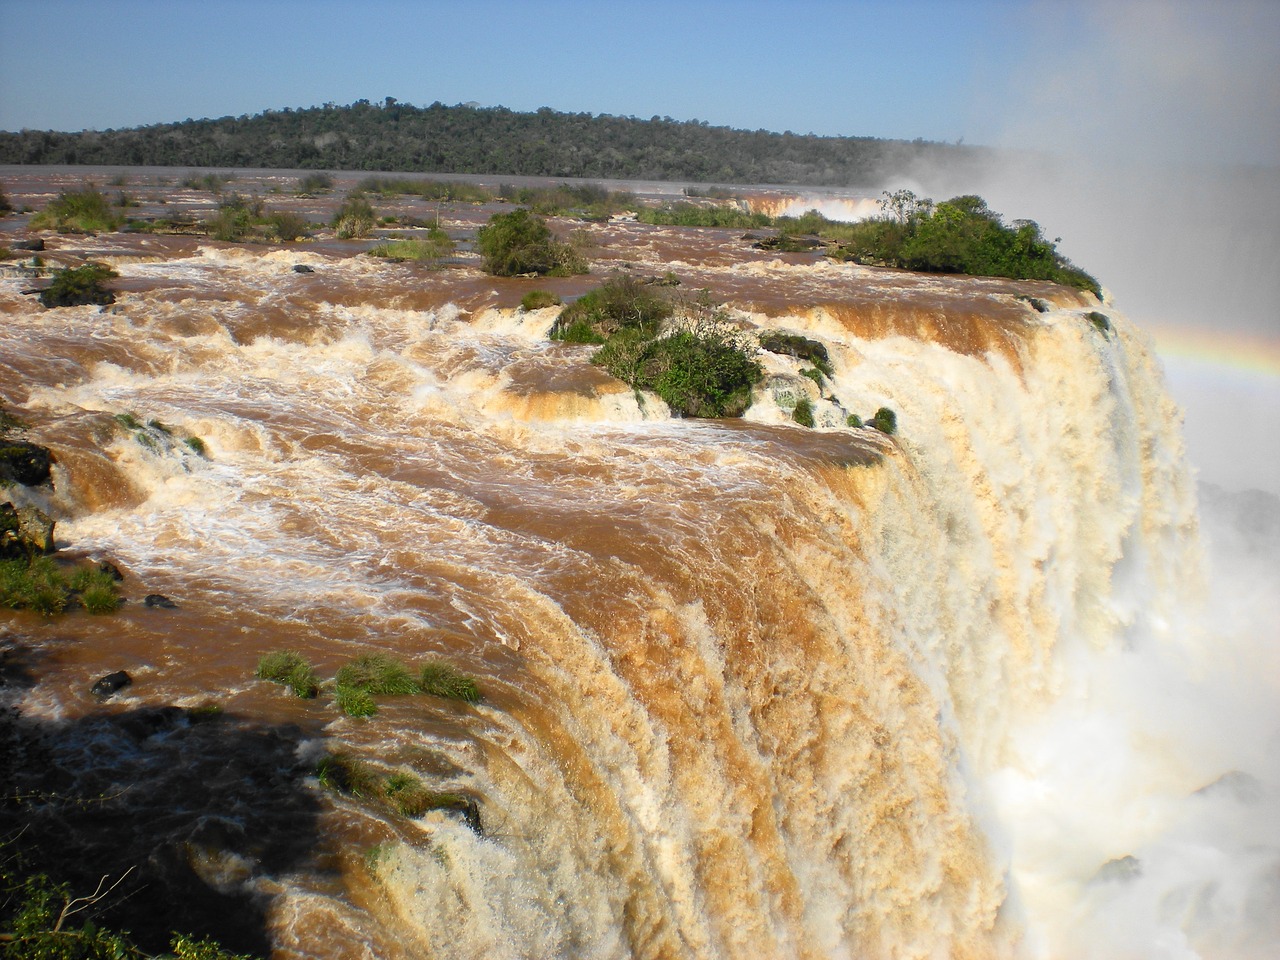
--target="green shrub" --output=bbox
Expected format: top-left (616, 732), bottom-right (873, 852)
top-left (520, 289), bottom-right (562, 311)
top-left (208, 195), bottom-right (257, 242)
top-left (265, 210), bottom-right (311, 241)
top-left (868, 407), bottom-right (897, 435)
top-left (366, 229), bottom-right (454, 262)
top-left (0, 853), bottom-right (255, 960)
top-left (635, 202), bottom-right (771, 230)
top-left (255, 649), bottom-right (320, 698)
top-left (551, 275), bottom-right (673, 342)
top-left (830, 190), bottom-right (1101, 297)
top-left (419, 662), bottom-right (481, 703)
top-left (476, 207), bottom-right (586, 277)
top-left (0, 181), bottom-right (12, 215)
top-left (596, 322), bottom-right (763, 418)
top-left (799, 367), bottom-right (825, 389)
top-left (31, 185), bottom-right (123, 233)
top-left (793, 397), bottom-right (815, 427)
top-left (333, 195), bottom-right (376, 239)
top-left (38, 262), bottom-right (118, 308)
top-left (183, 172), bottom-right (235, 193)
top-left (846, 413), bottom-right (863, 428)
top-left (294, 172), bottom-right (334, 195)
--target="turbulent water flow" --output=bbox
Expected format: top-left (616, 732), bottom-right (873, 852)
top-left (1, 172), bottom-right (1276, 960)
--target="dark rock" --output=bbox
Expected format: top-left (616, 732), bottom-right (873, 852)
top-left (292, 264), bottom-right (314, 273)
top-left (460, 797), bottom-right (483, 835)
top-left (115, 705), bottom-right (186, 740)
top-left (98, 560), bottom-right (125, 581)
top-left (13, 238), bottom-right (45, 251)
top-left (92, 670), bottom-right (132, 698)
top-left (144, 594), bottom-right (178, 609)
top-left (0, 439), bottom-right (54, 487)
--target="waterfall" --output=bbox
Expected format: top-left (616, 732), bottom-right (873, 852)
top-left (2, 224), bottom-right (1274, 959)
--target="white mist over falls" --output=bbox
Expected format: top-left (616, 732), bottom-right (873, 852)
top-left (1, 174), bottom-right (1277, 960)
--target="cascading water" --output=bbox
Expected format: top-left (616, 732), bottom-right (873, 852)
top-left (0, 172), bottom-right (1275, 960)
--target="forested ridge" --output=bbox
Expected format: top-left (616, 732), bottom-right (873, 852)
top-left (0, 99), bottom-right (986, 186)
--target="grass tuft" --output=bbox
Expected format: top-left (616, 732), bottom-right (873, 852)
top-left (255, 649), bottom-right (320, 698)
top-left (419, 661), bottom-right (482, 703)
top-left (336, 654), bottom-right (419, 696)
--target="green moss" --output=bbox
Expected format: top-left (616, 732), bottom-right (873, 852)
top-left (419, 662), bottom-right (481, 703)
top-left (757, 331), bottom-right (834, 378)
top-left (793, 397), bottom-right (815, 427)
top-left (1086, 310), bottom-right (1112, 336)
top-left (184, 436), bottom-right (208, 457)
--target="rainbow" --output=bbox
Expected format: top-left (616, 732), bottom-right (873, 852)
top-left (1148, 324), bottom-right (1280, 379)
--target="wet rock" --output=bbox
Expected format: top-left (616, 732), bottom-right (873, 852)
top-left (13, 238), bottom-right (45, 251)
top-left (1194, 770), bottom-right (1264, 804)
top-left (98, 560), bottom-right (125, 581)
top-left (0, 502), bottom-right (55, 557)
top-left (17, 505), bottom-right (55, 553)
top-left (92, 670), bottom-right (132, 698)
top-left (115, 705), bottom-right (186, 740)
top-left (292, 264), bottom-right (314, 273)
top-left (460, 797), bottom-right (483, 835)
top-left (0, 439), bottom-right (54, 487)
top-left (1092, 855), bottom-right (1142, 884)
top-left (144, 594), bottom-right (178, 609)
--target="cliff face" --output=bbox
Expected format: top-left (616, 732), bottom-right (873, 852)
top-left (4, 171), bottom-right (1268, 960)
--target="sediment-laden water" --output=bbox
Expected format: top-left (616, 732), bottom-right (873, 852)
top-left (1, 169), bottom-right (1275, 960)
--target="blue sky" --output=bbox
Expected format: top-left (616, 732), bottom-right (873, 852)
top-left (2, 0), bottom-right (1275, 164)
top-left (2, 0), bottom-right (1017, 141)
top-left (2, 0), bottom-right (1278, 491)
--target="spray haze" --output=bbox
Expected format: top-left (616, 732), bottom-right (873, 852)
top-left (888, 0), bottom-right (1280, 494)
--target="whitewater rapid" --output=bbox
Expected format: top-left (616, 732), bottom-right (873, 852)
top-left (1, 183), bottom-right (1276, 960)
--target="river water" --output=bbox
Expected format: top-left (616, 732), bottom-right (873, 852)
top-left (1, 168), bottom-right (1275, 959)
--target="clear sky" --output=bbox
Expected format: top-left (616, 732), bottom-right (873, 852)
top-left (1, 0), bottom-right (1278, 492)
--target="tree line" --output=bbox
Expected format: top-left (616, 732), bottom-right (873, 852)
top-left (0, 99), bottom-right (988, 187)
